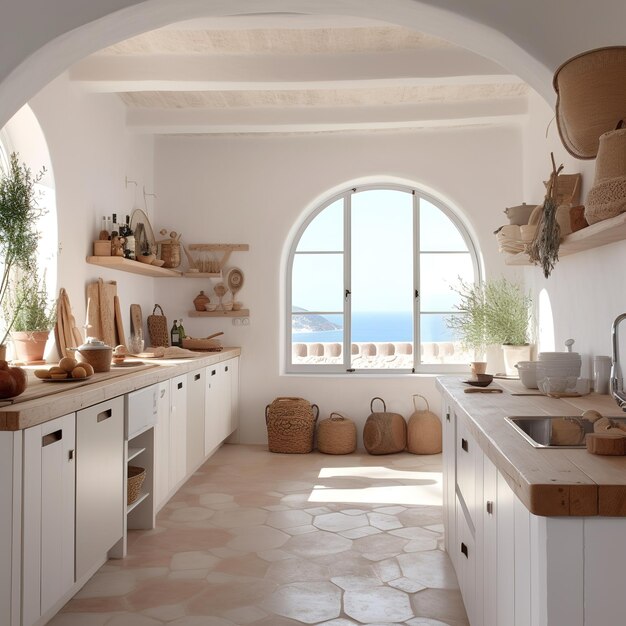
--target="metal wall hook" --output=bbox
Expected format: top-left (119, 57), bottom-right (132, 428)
top-left (143, 186), bottom-right (157, 199)
top-left (125, 176), bottom-right (138, 188)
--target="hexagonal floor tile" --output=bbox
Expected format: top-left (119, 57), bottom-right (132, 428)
top-left (266, 509), bottom-right (312, 529)
top-left (397, 551), bottom-right (459, 589)
top-left (284, 530), bottom-right (352, 558)
top-left (210, 507), bottom-right (269, 528)
top-left (313, 512), bottom-right (369, 533)
top-left (266, 557), bottom-right (330, 584)
top-left (367, 512), bottom-right (403, 531)
top-left (344, 586), bottom-right (414, 623)
top-left (226, 525), bottom-right (290, 552)
top-left (262, 581), bottom-right (342, 623)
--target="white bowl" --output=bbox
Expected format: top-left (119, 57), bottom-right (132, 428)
top-left (204, 303), bottom-right (218, 312)
top-left (222, 302), bottom-right (233, 311)
top-left (515, 361), bottom-right (538, 388)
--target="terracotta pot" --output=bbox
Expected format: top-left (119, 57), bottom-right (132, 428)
top-left (0, 344), bottom-right (6, 362)
top-left (70, 339), bottom-right (112, 372)
top-left (11, 330), bottom-right (49, 363)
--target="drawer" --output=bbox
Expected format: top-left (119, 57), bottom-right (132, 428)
top-left (456, 494), bottom-right (476, 625)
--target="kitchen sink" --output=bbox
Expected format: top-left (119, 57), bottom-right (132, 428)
top-left (505, 415), bottom-right (626, 448)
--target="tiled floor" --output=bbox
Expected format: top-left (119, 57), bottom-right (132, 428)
top-left (50, 444), bottom-right (469, 626)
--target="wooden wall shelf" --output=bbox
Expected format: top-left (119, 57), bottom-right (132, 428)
top-left (182, 272), bottom-right (222, 278)
top-left (188, 309), bottom-right (249, 318)
top-left (505, 212), bottom-right (626, 266)
top-left (87, 256), bottom-right (182, 277)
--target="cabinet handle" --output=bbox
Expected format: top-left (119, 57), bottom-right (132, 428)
top-left (160, 389), bottom-right (166, 398)
top-left (42, 430), bottom-right (62, 447)
top-left (211, 369), bottom-right (216, 376)
top-left (446, 411), bottom-right (450, 422)
top-left (97, 408), bottom-right (112, 422)
top-left (178, 382), bottom-right (183, 389)
top-left (225, 366), bottom-right (229, 372)
top-left (461, 542), bottom-right (468, 558)
top-left (461, 438), bottom-right (468, 452)
top-left (486, 500), bottom-right (494, 515)
top-left (68, 449), bottom-right (74, 461)
top-left (194, 373), bottom-right (201, 381)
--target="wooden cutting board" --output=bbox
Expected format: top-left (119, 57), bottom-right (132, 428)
top-left (130, 304), bottom-right (143, 337)
top-left (85, 282), bottom-right (101, 339)
top-left (98, 279), bottom-right (117, 348)
top-left (114, 295), bottom-right (126, 348)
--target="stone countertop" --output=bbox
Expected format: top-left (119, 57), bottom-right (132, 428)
top-left (437, 376), bottom-right (626, 517)
top-left (0, 348), bottom-right (240, 431)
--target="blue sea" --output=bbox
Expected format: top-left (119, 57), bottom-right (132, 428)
top-left (292, 311), bottom-right (454, 343)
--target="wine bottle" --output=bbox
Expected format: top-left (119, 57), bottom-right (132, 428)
top-left (170, 320), bottom-right (180, 347)
top-left (178, 319), bottom-right (186, 340)
top-left (111, 213), bottom-right (119, 235)
top-left (123, 215), bottom-right (136, 260)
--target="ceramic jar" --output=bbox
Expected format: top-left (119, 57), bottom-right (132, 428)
top-left (193, 290), bottom-right (210, 311)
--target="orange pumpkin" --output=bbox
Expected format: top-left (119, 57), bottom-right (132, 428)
top-left (0, 361), bottom-right (27, 398)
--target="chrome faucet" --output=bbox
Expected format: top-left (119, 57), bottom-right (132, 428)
top-left (610, 313), bottom-right (626, 410)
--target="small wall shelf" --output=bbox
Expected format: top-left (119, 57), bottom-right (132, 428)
top-left (87, 256), bottom-right (182, 277)
top-left (182, 272), bottom-right (222, 278)
top-left (505, 212), bottom-right (626, 266)
top-left (188, 309), bottom-right (250, 318)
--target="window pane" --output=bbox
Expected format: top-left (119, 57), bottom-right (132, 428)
top-left (291, 313), bottom-right (343, 365)
top-left (351, 189), bottom-right (413, 369)
top-left (420, 313), bottom-right (472, 365)
top-left (420, 199), bottom-right (468, 252)
top-left (296, 199), bottom-right (343, 252)
top-left (420, 252), bottom-right (474, 312)
top-left (292, 253), bottom-right (343, 312)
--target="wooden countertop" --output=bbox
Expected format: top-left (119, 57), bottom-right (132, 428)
top-left (0, 348), bottom-right (241, 431)
top-left (437, 376), bottom-right (626, 517)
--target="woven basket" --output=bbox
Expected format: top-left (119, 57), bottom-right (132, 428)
top-left (317, 412), bottom-right (357, 455)
top-left (265, 397), bottom-right (319, 453)
top-left (363, 397), bottom-right (407, 455)
top-left (407, 395), bottom-right (442, 455)
top-left (127, 465), bottom-right (146, 505)
top-left (147, 304), bottom-right (169, 348)
top-left (161, 242), bottom-right (181, 268)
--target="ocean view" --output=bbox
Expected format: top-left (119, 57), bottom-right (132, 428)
top-left (292, 311), bottom-right (455, 343)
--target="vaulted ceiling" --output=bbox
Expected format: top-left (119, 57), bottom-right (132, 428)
top-left (69, 14), bottom-right (529, 135)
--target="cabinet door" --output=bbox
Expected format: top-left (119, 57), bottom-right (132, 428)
top-left (76, 397), bottom-right (124, 580)
top-left (441, 397), bottom-right (456, 559)
top-left (496, 471), bottom-right (515, 626)
top-left (154, 380), bottom-right (171, 510)
top-left (23, 414), bottom-right (75, 626)
top-left (482, 456), bottom-right (498, 626)
top-left (205, 365), bottom-right (220, 455)
top-left (169, 374), bottom-right (187, 488)
top-left (218, 360), bottom-right (233, 441)
top-left (456, 494), bottom-right (476, 626)
top-left (228, 357), bottom-right (240, 435)
top-left (456, 417), bottom-right (477, 529)
top-left (186, 368), bottom-right (206, 474)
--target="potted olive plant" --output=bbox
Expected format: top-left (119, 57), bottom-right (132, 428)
top-left (4, 269), bottom-right (55, 363)
top-left (0, 152), bottom-right (46, 359)
top-left (447, 277), bottom-right (533, 376)
top-left (445, 278), bottom-right (489, 374)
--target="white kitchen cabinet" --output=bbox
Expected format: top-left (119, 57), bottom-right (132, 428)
top-left (169, 374), bottom-right (187, 490)
top-left (482, 455), bottom-right (498, 626)
top-left (228, 356), bottom-right (240, 436)
top-left (75, 396), bottom-right (124, 581)
top-left (441, 397), bottom-right (456, 560)
top-left (496, 469), bottom-right (515, 626)
top-left (22, 413), bottom-right (75, 626)
top-left (456, 494), bottom-right (476, 626)
top-left (186, 367), bottom-right (206, 474)
top-left (205, 364), bottom-right (220, 455)
top-left (154, 380), bottom-right (171, 510)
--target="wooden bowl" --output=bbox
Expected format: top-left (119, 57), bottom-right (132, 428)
top-left (137, 254), bottom-right (156, 264)
top-left (464, 374), bottom-right (494, 387)
top-left (151, 259), bottom-right (165, 267)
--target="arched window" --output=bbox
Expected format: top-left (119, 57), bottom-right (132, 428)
top-left (286, 184), bottom-right (480, 373)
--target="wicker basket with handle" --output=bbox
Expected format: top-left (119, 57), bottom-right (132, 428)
top-left (317, 412), bottom-right (357, 455)
top-left (265, 397), bottom-right (319, 453)
top-left (363, 397), bottom-right (407, 455)
top-left (407, 394), bottom-right (442, 455)
top-left (147, 304), bottom-right (169, 348)
top-left (127, 465), bottom-right (146, 505)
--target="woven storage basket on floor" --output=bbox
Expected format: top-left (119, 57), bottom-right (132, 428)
top-left (127, 466), bottom-right (146, 505)
top-left (265, 397), bottom-right (319, 453)
top-left (363, 397), bottom-right (407, 455)
top-left (407, 394), bottom-right (442, 455)
top-left (317, 412), bottom-right (357, 455)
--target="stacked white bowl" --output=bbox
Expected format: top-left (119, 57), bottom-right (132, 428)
top-left (536, 352), bottom-right (582, 392)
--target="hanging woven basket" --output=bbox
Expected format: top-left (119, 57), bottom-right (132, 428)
top-left (407, 394), bottom-right (442, 455)
top-left (317, 412), bottom-right (357, 455)
top-left (363, 397), bottom-right (406, 455)
top-left (265, 397), bottom-right (319, 454)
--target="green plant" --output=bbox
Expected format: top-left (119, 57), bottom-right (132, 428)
top-left (446, 277), bottom-right (532, 352)
top-left (3, 269), bottom-right (55, 333)
top-left (0, 152), bottom-right (46, 343)
top-left (445, 278), bottom-right (488, 357)
top-left (482, 278), bottom-right (532, 345)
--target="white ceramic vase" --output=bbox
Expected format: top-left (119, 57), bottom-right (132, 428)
top-left (502, 344), bottom-right (531, 377)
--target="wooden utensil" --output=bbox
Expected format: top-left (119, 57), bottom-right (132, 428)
top-left (114, 295), bottom-right (126, 348)
top-left (586, 432), bottom-right (626, 455)
top-left (130, 304), bottom-right (143, 337)
top-left (463, 387), bottom-right (503, 394)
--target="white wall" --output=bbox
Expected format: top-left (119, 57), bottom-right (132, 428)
top-left (521, 91), bottom-right (625, 379)
top-left (23, 73), bottom-right (156, 342)
top-left (154, 125), bottom-right (523, 443)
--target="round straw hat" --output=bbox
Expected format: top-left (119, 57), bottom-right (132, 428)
top-left (553, 46), bottom-right (626, 160)
top-left (585, 126), bottom-right (626, 224)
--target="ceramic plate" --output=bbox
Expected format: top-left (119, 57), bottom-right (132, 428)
top-left (41, 375), bottom-right (93, 382)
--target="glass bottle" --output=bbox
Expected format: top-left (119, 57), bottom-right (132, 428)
top-left (170, 320), bottom-right (180, 347)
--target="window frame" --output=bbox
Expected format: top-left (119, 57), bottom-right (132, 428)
top-left (286, 183), bottom-right (481, 374)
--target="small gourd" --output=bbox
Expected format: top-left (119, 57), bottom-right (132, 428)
top-left (407, 394), bottom-right (442, 455)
